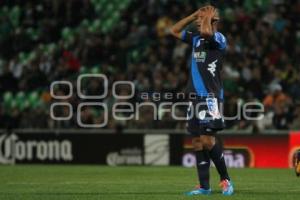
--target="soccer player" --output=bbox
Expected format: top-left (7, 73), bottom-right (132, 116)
top-left (170, 5), bottom-right (234, 196)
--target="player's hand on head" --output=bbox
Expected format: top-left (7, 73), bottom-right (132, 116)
top-left (191, 9), bottom-right (202, 20)
top-left (208, 6), bottom-right (217, 19)
top-left (201, 6), bottom-right (216, 20)
top-left (192, 7), bottom-right (210, 25)
top-left (197, 5), bottom-right (217, 38)
top-left (191, 6), bottom-right (209, 20)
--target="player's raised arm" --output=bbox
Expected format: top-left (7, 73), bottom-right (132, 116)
top-left (169, 10), bottom-right (199, 41)
top-left (199, 6), bottom-right (216, 38)
top-left (200, 6), bottom-right (226, 50)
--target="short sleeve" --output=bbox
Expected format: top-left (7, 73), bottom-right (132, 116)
top-left (213, 32), bottom-right (227, 50)
top-left (181, 30), bottom-right (197, 45)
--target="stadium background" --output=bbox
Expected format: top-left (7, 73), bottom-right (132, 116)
top-left (1, 0), bottom-right (300, 199)
top-left (0, 0), bottom-right (300, 167)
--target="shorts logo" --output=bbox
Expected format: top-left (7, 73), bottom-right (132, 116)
top-left (206, 97), bottom-right (221, 119)
top-left (198, 110), bottom-right (206, 120)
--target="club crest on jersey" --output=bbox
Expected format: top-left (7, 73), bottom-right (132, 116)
top-left (193, 51), bottom-right (206, 62)
top-left (206, 97), bottom-right (221, 119)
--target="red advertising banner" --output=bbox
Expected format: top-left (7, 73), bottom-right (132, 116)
top-left (223, 135), bottom-right (289, 168)
top-left (289, 132), bottom-right (300, 168)
top-left (183, 132), bottom-right (300, 168)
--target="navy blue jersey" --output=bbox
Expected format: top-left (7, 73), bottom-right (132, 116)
top-left (181, 30), bottom-right (227, 100)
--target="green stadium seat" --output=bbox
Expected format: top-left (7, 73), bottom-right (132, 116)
top-left (16, 91), bottom-right (25, 101)
top-left (28, 91), bottom-right (40, 108)
top-left (19, 99), bottom-right (30, 111)
top-left (93, 19), bottom-right (101, 29)
top-left (119, 2), bottom-right (128, 10)
top-left (91, 0), bottom-right (98, 5)
top-left (18, 52), bottom-right (29, 65)
top-left (9, 99), bottom-right (17, 109)
top-left (48, 43), bottom-right (57, 52)
top-left (94, 4), bottom-right (103, 14)
top-left (91, 66), bottom-right (100, 74)
top-left (80, 66), bottom-right (88, 74)
top-left (80, 19), bottom-right (90, 28)
top-left (10, 6), bottom-right (21, 27)
top-left (28, 51), bottom-right (37, 61)
top-left (62, 27), bottom-right (72, 40)
top-left (1, 6), bottom-right (9, 15)
top-left (3, 91), bottom-right (13, 106)
top-left (32, 99), bottom-right (45, 109)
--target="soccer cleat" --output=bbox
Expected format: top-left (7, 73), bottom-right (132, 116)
top-left (185, 185), bottom-right (212, 196)
top-left (219, 179), bottom-right (234, 196)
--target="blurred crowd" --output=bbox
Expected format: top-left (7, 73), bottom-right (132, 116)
top-left (0, 0), bottom-right (300, 131)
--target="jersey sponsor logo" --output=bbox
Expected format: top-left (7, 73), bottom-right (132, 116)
top-left (193, 51), bottom-right (206, 62)
top-left (208, 59), bottom-right (218, 77)
top-left (206, 97), bottom-right (221, 119)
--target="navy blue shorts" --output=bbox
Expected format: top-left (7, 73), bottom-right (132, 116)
top-left (186, 97), bottom-right (225, 136)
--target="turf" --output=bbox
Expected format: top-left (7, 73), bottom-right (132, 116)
top-left (0, 165), bottom-right (299, 200)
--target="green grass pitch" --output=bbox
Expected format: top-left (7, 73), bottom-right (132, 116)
top-left (0, 165), bottom-right (299, 200)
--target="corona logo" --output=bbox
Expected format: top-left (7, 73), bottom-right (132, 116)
top-left (0, 134), bottom-right (73, 164)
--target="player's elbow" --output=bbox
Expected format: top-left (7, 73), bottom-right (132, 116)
top-left (169, 27), bottom-right (181, 38)
top-left (169, 27), bottom-right (176, 36)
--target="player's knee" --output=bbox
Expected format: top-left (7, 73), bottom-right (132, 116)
top-left (201, 135), bottom-right (216, 150)
top-left (192, 137), bottom-right (203, 151)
